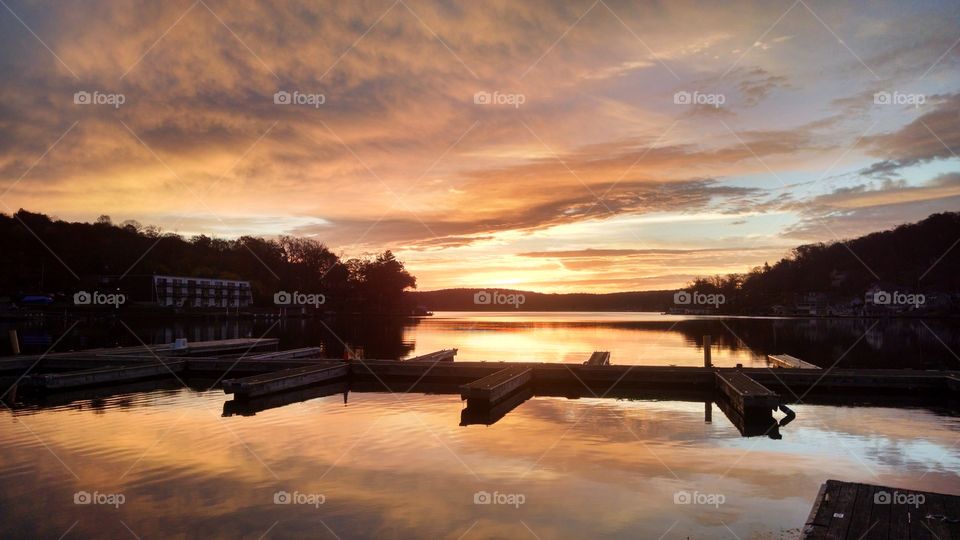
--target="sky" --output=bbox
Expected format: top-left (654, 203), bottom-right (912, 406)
top-left (0, 0), bottom-right (958, 292)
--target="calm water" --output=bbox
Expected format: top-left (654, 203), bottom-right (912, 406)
top-left (1, 312), bottom-right (959, 538)
top-left (1, 389), bottom-right (959, 538)
top-left (4, 311), bottom-right (959, 368)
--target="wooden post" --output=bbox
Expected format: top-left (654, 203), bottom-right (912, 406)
top-left (9, 330), bottom-right (20, 355)
top-left (1, 383), bottom-right (15, 405)
top-left (703, 335), bottom-right (711, 367)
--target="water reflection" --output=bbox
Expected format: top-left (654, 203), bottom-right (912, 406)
top-left (1, 386), bottom-right (958, 539)
top-left (4, 312), bottom-right (958, 369)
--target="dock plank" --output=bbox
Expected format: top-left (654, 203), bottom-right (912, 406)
top-left (863, 485), bottom-right (890, 540)
top-left (844, 483), bottom-right (876, 540)
top-left (888, 487), bottom-right (911, 540)
top-left (806, 479), bottom-right (845, 539)
top-left (941, 490), bottom-right (960, 538)
top-left (824, 482), bottom-right (858, 540)
top-left (921, 491), bottom-right (954, 540)
top-left (802, 482), bottom-right (831, 539)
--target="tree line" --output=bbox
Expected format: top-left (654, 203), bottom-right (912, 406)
top-left (679, 212), bottom-right (960, 313)
top-left (0, 210), bottom-right (416, 313)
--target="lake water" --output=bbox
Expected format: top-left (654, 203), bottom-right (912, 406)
top-left (1, 312), bottom-right (958, 538)
top-left (4, 311), bottom-right (959, 369)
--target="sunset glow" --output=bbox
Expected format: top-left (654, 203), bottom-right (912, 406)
top-left (1, 0), bottom-right (958, 291)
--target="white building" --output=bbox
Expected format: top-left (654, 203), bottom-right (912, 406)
top-left (153, 275), bottom-right (253, 308)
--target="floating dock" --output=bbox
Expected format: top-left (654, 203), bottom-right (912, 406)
top-left (25, 360), bottom-right (185, 390)
top-left (223, 380), bottom-right (349, 416)
top-left (222, 362), bottom-right (347, 398)
top-left (460, 387), bottom-right (533, 426)
top-left (459, 365), bottom-right (533, 407)
top-left (583, 351), bottom-right (611, 366)
top-left (767, 354), bottom-right (820, 369)
top-left (245, 347), bottom-right (322, 360)
top-left (3, 339), bottom-right (960, 437)
top-left (802, 479), bottom-right (960, 539)
top-left (403, 349), bottom-right (458, 362)
top-left (715, 370), bottom-right (780, 414)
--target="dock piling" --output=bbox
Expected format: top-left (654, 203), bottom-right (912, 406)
top-left (9, 330), bottom-right (20, 355)
top-left (703, 335), bottom-right (712, 367)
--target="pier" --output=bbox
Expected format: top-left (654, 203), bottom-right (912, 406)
top-left (1, 339), bottom-right (959, 439)
top-left (803, 479), bottom-right (960, 539)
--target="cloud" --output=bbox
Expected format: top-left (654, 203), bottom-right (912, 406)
top-left (1, 0), bottom-right (959, 291)
top-left (785, 172), bottom-right (960, 239)
top-left (859, 93), bottom-right (960, 176)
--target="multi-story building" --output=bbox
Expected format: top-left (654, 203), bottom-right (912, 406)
top-left (152, 275), bottom-right (253, 308)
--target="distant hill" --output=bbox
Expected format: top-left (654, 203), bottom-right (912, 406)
top-left (410, 212), bottom-right (960, 314)
top-left (407, 288), bottom-right (675, 312)
top-left (691, 211), bottom-right (960, 314)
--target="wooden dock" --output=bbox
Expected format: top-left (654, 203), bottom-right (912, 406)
top-left (715, 370), bottom-right (780, 413)
top-left (0, 338), bottom-right (279, 373)
top-left (403, 349), bottom-right (458, 362)
top-left (221, 362), bottom-right (348, 398)
top-left (583, 351), bottom-right (611, 366)
top-left (245, 347), bottom-right (322, 360)
top-left (803, 479), bottom-right (960, 539)
top-left (25, 360), bottom-right (185, 390)
top-left (460, 365), bottom-right (532, 407)
top-left (460, 387), bottom-right (533, 426)
top-left (223, 380), bottom-right (349, 416)
top-left (3, 339), bottom-right (960, 437)
top-left (768, 354), bottom-right (820, 369)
